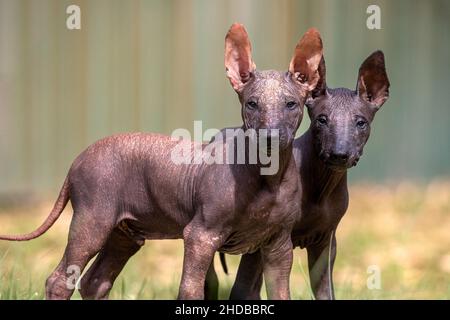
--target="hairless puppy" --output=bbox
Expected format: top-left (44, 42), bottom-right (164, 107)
top-left (0, 24), bottom-right (323, 300)
top-left (210, 50), bottom-right (390, 299)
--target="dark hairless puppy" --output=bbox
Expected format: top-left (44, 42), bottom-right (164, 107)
top-left (0, 24), bottom-right (323, 300)
top-left (210, 50), bottom-right (390, 299)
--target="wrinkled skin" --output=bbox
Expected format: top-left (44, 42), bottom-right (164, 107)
top-left (208, 51), bottom-right (390, 300)
top-left (0, 24), bottom-right (323, 300)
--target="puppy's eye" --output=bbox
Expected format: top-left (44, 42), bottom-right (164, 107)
top-left (246, 101), bottom-right (258, 110)
top-left (356, 120), bottom-right (367, 129)
top-left (316, 115), bottom-right (328, 126)
top-left (286, 101), bottom-right (297, 110)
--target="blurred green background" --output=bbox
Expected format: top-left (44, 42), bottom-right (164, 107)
top-left (0, 0), bottom-right (449, 195)
top-left (0, 0), bottom-right (449, 300)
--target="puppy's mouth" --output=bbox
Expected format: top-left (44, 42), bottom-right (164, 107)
top-left (319, 152), bottom-right (360, 170)
top-left (257, 132), bottom-right (288, 155)
top-left (350, 156), bottom-right (360, 168)
top-left (325, 162), bottom-right (349, 171)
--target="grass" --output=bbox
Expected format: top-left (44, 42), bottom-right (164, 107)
top-left (0, 180), bottom-right (449, 300)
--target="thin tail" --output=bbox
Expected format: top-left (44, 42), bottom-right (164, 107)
top-left (0, 177), bottom-right (70, 241)
top-left (219, 252), bottom-right (228, 275)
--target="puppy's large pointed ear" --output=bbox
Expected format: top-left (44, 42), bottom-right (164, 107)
top-left (305, 55), bottom-right (327, 108)
top-left (357, 50), bottom-right (390, 109)
top-left (225, 23), bottom-right (256, 92)
top-left (311, 55), bottom-right (327, 98)
top-left (289, 28), bottom-right (323, 94)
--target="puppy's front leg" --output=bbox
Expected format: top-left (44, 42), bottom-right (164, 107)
top-left (230, 251), bottom-right (264, 300)
top-left (261, 232), bottom-right (293, 300)
top-left (307, 230), bottom-right (337, 300)
top-left (178, 223), bottom-right (224, 300)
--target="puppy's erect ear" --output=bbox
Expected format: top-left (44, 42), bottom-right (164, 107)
top-left (357, 50), bottom-right (390, 109)
top-left (311, 55), bottom-right (327, 98)
top-left (225, 23), bottom-right (256, 92)
top-left (305, 55), bottom-right (327, 108)
top-left (289, 28), bottom-right (324, 94)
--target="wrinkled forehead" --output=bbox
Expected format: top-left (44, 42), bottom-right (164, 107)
top-left (314, 88), bottom-right (373, 119)
top-left (242, 70), bottom-right (301, 101)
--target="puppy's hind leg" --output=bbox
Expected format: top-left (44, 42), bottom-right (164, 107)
top-left (45, 209), bottom-right (115, 300)
top-left (79, 226), bottom-right (144, 300)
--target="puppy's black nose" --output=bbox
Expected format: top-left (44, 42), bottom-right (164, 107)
top-left (328, 152), bottom-right (349, 165)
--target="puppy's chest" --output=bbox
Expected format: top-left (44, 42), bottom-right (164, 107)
top-left (291, 198), bottom-right (347, 248)
top-left (246, 187), bottom-right (298, 222)
top-left (220, 186), bottom-right (299, 255)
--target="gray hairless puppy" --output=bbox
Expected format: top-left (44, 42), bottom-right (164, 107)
top-left (0, 24), bottom-right (323, 300)
top-left (209, 50), bottom-right (390, 299)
